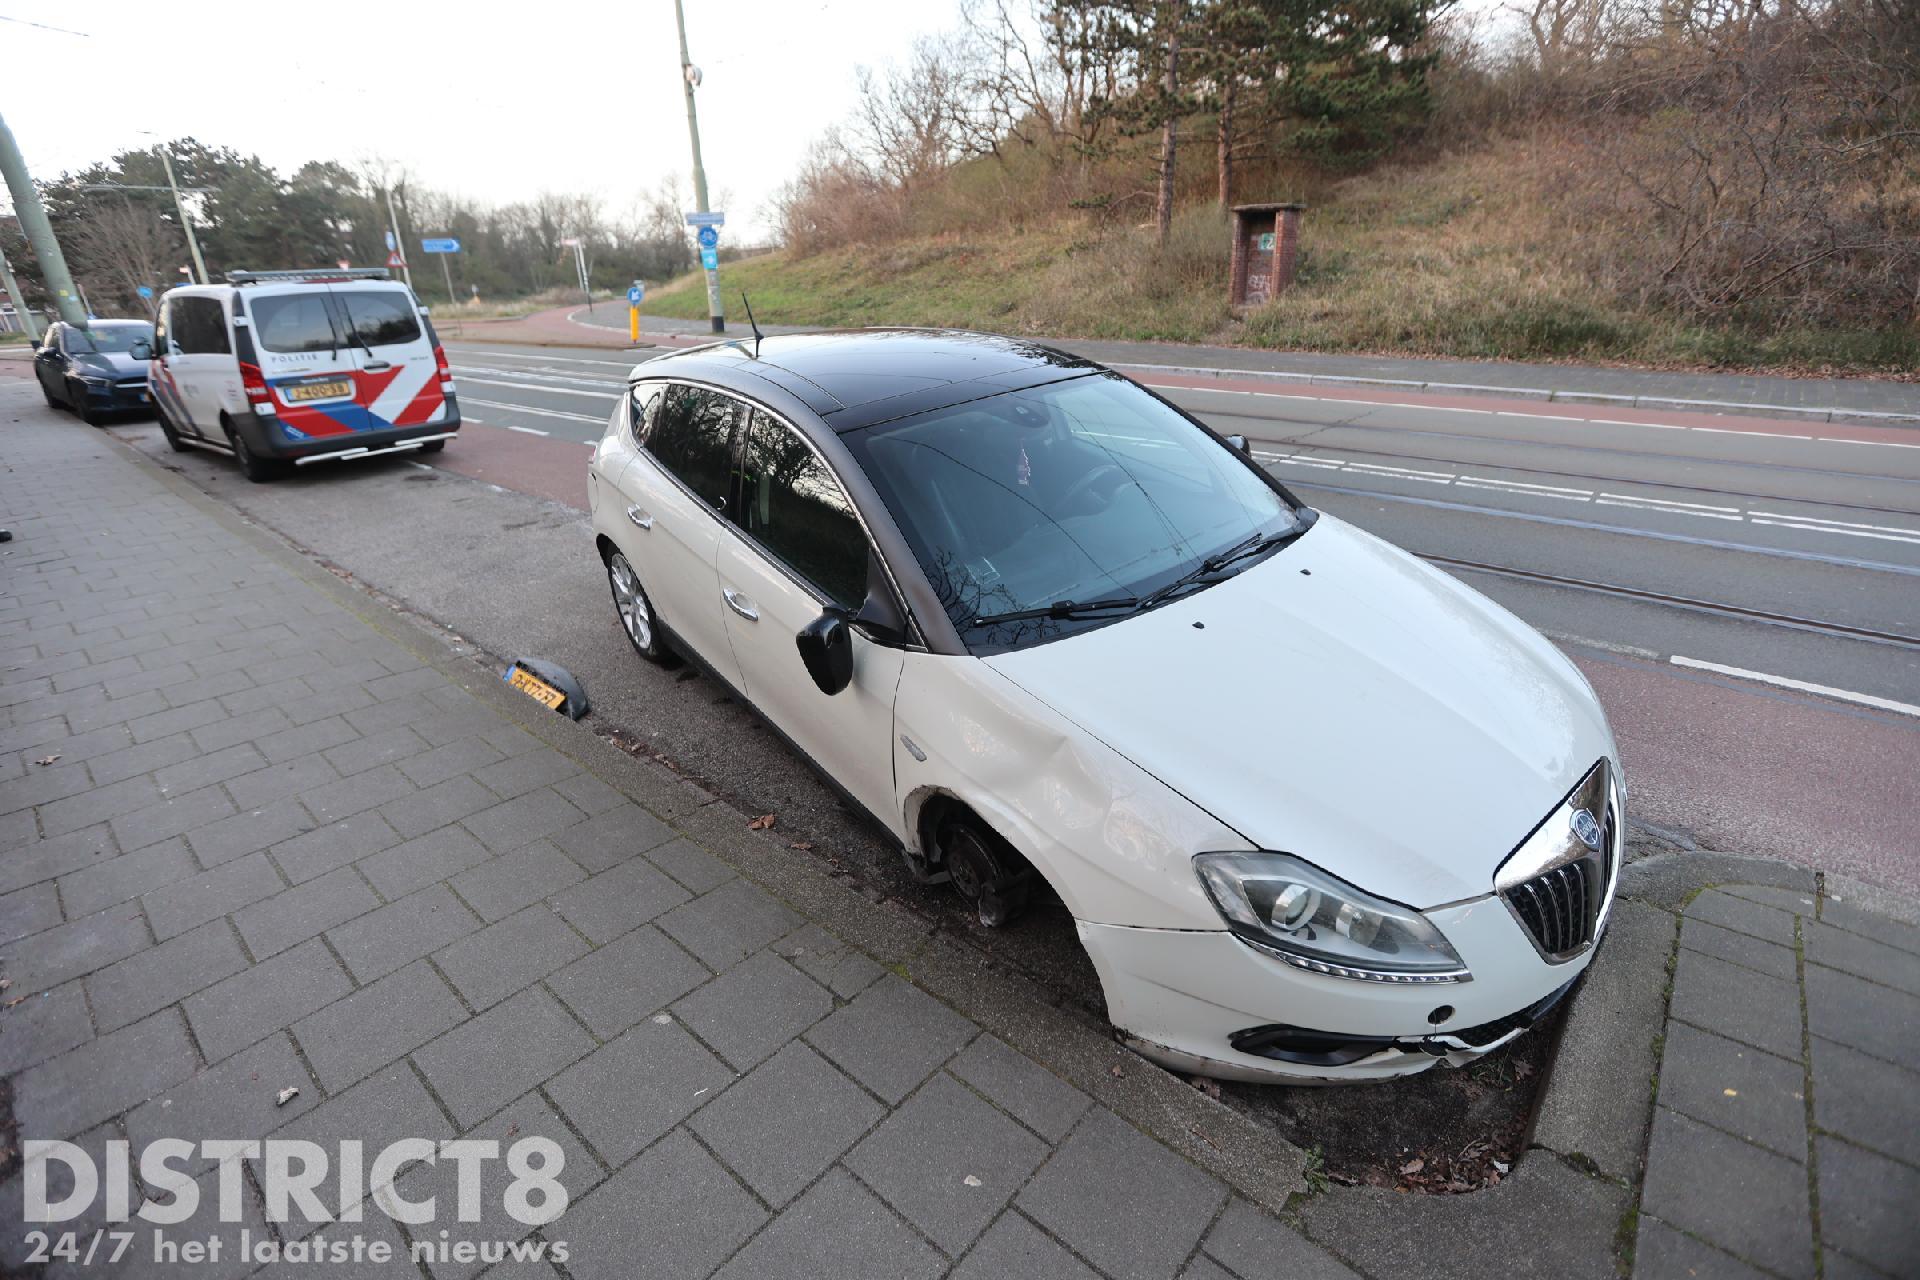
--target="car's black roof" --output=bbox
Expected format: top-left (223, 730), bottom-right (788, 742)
top-left (631, 328), bottom-right (1101, 432)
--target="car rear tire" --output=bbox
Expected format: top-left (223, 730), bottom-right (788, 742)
top-left (606, 551), bottom-right (677, 666)
top-left (418, 439), bottom-right (446, 454)
top-left (225, 419), bottom-right (280, 484)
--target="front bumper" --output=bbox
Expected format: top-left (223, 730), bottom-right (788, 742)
top-left (240, 400), bottom-right (461, 462)
top-left (1081, 892), bottom-right (1604, 1083)
top-left (79, 380), bottom-right (153, 413)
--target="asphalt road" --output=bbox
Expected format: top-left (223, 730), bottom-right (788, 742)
top-left (48, 341), bottom-right (1920, 925)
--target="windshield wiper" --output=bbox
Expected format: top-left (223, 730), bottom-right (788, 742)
top-left (1139, 517), bottom-right (1316, 611)
top-left (970, 595), bottom-right (1141, 627)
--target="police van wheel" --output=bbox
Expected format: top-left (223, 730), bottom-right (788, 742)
top-left (225, 419), bottom-right (280, 484)
top-left (156, 406), bottom-right (190, 453)
top-left (419, 439), bottom-right (446, 454)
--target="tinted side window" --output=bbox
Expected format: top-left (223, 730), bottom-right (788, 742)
top-left (646, 386), bottom-right (738, 508)
top-left (628, 381), bottom-right (665, 447)
top-left (174, 297), bottom-right (231, 355)
top-left (335, 290), bottom-right (421, 347)
top-left (739, 410), bottom-right (868, 609)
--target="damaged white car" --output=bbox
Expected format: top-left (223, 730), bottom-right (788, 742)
top-left (588, 330), bottom-right (1623, 1083)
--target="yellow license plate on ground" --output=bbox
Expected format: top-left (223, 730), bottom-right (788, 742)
top-left (507, 666), bottom-right (566, 711)
top-left (285, 379), bottom-right (352, 402)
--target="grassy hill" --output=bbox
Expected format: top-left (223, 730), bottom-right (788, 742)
top-left (643, 143), bottom-right (1916, 375)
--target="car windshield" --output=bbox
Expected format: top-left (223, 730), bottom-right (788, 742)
top-left (844, 372), bottom-right (1305, 653)
top-left (68, 324), bottom-right (153, 354)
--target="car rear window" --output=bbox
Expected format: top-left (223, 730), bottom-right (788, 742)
top-left (250, 294), bottom-right (340, 354)
top-left (335, 290), bottom-right (422, 347)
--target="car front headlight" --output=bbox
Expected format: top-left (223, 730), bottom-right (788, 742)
top-left (1194, 852), bottom-right (1470, 984)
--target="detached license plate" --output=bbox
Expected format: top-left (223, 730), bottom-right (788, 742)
top-left (505, 665), bottom-right (566, 711)
top-left (284, 379), bottom-right (352, 403)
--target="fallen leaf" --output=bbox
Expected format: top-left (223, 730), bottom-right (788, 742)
top-left (748, 814), bottom-right (775, 831)
top-left (0, 979), bottom-right (11, 992)
top-left (506, 1123), bottom-right (519, 1138)
top-left (1399, 1158), bottom-right (1425, 1176)
top-left (963, 1175), bottom-right (983, 1187)
top-left (34, 755), bottom-right (59, 767)
top-left (1108, 1065), bottom-right (1125, 1078)
top-left (788, 841), bottom-right (815, 851)
top-left (275, 1087), bottom-right (300, 1107)
top-left (3, 996), bottom-right (24, 1009)
top-left (1723, 1088), bottom-right (1739, 1097)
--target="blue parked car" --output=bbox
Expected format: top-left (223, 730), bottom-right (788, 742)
top-left (33, 319), bottom-right (156, 426)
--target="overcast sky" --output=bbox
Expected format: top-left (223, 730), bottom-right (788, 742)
top-left (4, 0), bottom-right (966, 242)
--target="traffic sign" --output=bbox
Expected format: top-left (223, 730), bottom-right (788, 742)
top-left (696, 226), bottom-right (719, 250)
top-left (421, 237), bottom-right (461, 254)
top-left (685, 211), bottom-right (725, 228)
top-left (700, 248), bottom-right (719, 271)
top-left (626, 284), bottom-right (645, 305)
top-left (386, 250), bottom-right (406, 269)
top-left (384, 230), bottom-right (397, 251)
top-left (135, 285), bottom-right (154, 299)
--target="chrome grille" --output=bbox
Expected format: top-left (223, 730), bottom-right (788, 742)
top-left (1495, 759), bottom-right (1617, 962)
top-left (1507, 859), bottom-right (1596, 957)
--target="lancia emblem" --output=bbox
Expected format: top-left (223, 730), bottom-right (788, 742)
top-left (1571, 808), bottom-right (1604, 851)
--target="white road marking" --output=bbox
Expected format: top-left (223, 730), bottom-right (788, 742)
top-left (1595, 498), bottom-right (1741, 520)
top-left (1749, 518), bottom-right (1920, 546)
top-left (463, 398), bottom-right (607, 424)
top-left (1597, 493), bottom-right (1740, 513)
top-left (506, 425), bottom-right (550, 437)
top-left (1458, 476), bottom-right (1592, 497)
top-left (1539, 629), bottom-right (1661, 660)
top-left (456, 376), bottom-right (619, 400)
top-left (452, 364), bottom-right (624, 390)
top-left (444, 347), bottom-right (636, 369)
top-left (1670, 656), bottom-right (1920, 718)
top-left (1750, 511), bottom-right (1920, 538)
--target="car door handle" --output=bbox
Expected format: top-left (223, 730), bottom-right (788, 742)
top-left (363, 360), bottom-right (392, 372)
top-left (626, 506), bottom-right (653, 530)
top-left (722, 588), bottom-right (759, 622)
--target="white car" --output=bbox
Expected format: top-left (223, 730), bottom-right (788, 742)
top-left (588, 330), bottom-right (1622, 1083)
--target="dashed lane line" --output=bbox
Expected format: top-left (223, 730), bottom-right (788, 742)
top-left (461, 398), bottom-right (608, 424)
top-left (1670, 656), bottom-right (1920, 719)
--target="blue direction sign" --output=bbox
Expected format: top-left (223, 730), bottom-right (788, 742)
top-left (421, 237), bottom-right (461, 254)
top-left (135, 285), bottom-right (154, 299)
top-left (627, 284), bottom-right (645, 305)
top-left (696, 226), bottom-right (719, 250)
top-left (700, 248), bottom-right (719, 271)
top-left (685, 211), bottom-right (725, 228)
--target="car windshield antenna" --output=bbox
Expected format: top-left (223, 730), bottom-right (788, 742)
top-left (740, 292), bottom-right (763, 357)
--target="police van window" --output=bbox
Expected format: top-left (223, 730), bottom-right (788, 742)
top-left (251, 294), bottom-right (341, 354)
top-left (335, 291), bottom-right (422, 347)
top-left (174, 297), bottom-right (231, 355)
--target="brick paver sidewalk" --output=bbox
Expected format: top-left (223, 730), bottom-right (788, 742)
top-left (0, 416), bottom-right (1345, 1277)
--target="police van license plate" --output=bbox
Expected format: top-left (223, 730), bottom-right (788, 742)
top-left (506, 665), bottom-right (566, 711)
top-left (285, 379), bottom-right (352, 402)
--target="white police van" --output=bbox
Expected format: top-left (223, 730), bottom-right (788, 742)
top-left (148, 268), bottom-right (460, 481)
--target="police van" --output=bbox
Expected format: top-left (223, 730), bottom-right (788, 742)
top-left (147, 268), bottom-right (460, 481)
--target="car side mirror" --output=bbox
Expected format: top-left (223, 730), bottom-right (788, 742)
top-left (796, 610), bottom-right (854, 696)
top-left (130, 339), bottom-right (153, 361)
top-left (1226, 433), bottom-right (1249, 454)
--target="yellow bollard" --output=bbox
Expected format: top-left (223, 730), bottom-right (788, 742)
top-left (629, 305), bottom-right (639, 343)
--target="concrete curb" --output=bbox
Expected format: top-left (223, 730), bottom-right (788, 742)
top-left (99, 431), bottom-right (1312, 1216)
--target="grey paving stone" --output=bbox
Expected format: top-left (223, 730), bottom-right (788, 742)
top-left (349, 827), bottom-right (486, 903)
top-left (1018, 1108), bottom-right (1229, 1280)
top-left (85, 731), bottom-right (201, 787)
top-left (412, 986), bottom-right (594, 1128)
top-left (0, 881), bottom-right (61, 945)
top-left (1639, 1106), bottom-right (1813, 1279)
top-left (378, 774), bottom-right (499, 839)
top-left (254, 715), bottom-right (359, 766)
top-left (151, 741), bottom-right (269, 795)
top-left (299, 761), bottom-right (419, 824)
top-left (449, 839), bottom-right (586, 922)
top-left (0, 824), bottom-right (117, 895)
top-left (1722, 885), bottom-right (1818, 916)
top-left (1822, 1248), bottom-right (1906, 1280)
top-left (433, 903), bottom-right (589, 1010)
top-left (270, 1065), bottom-right (456, 1201)
top-left (949, 1035), bottom-right (1094, 1145)
top-left (1818, 899), bottom-right (1920, 957)
top-left (66, 689), bottom-right (169, 735)
top-left (1632, 1219), bottom-right (1771, 1280)
top-left (39, 771), bottom-right (161, 836)
top-left (12, 1009), bottom-right (199, 1140)
top-left (0, 979), bottom-right (93, 1074)
top-left (548, 1017), bottom-right (735, 1166)
top-left (255, 1212), bottom-right (411, 1280)
top-left (848, 1070), bottom-right (1047, 1252)
top-left (952, 1213), bottom-right (1104, 1280)
top-left (1686, 890), bottom-right (1798, 948)
top-left (547, 924), bottom-right (711, 1039)
top-left (189, 705), bottom-right (294, 755)
top-left (186, 797), bottom-right (315, 867)
top-left (0, 1124), bottom-right (126, 1272)
top-left (1183, 1258), bottom-right (1236, 1280)
top-left (461, 788), bottom-right (588, 854)
top-left (1806, 963), bottom-right (1920, 1064)
top-left (294, 959), bottom-right (468, 1093)
top-left (1679, 916), bottom-right (1798, 982)
top-left (657, 876), bottom-right (802, 971)
top-left (808, 975), bottom-right (978, 1104)
top-left (234, 865), bottom-right (381, 958)
top-left (1202, 1197), bottom-right (1361, 1279)
top-left (674, 949), bottom-right (835, 1071)
top-left (326, 884), bottom-right (482, 983)
top-left (774, 923), bottom-right (887, 999)
top-left (547, 855), bottom-right (692, 945)
top-left (549, 802), bottom-right (677, 873)
top-left (561, 1128), bottom-right (766, 1280)
top-left (398, 737), bottom-right (506, 790)
top-left (86, 918), bottom-right (249, 1031)
top-left (0, 758), bottom-right (94, 816)
top-left (4, 902), bottom-right (150, 992)
top-left (186, 936), bottom-right (355, 1062)
top-left (473, 750), bottom-right (579, 801)
top-left (645, 835), bottom-right (736, 893)
top-left (552, 770), bottom-right (625, 817)
top-left (693, 1041), bottom-right (877, 1206)
top-left (1805, 920), bottom-right (1920, 997)
top-left (320, 723), bottom-right (426, 778)
top-left (1669, 947), bottom-right (1803, 1059)
top-left (714, 1167), bottom-right (945, 1280)
top-left (111, 782), bottom-right (238, 853)
top-left (1655, 1022), bottom-right (1807, 1160)
top-left (270, 813), bottom-right (402, 884)
top-left (143, 850), bottom-right (285, 939)
top-left (125, 1032), bottom-right (320, 1166)
top-left (1815, 1136), bottom-right (1920, 1279)
top-left (1812, 1036), bottom-right (1920, 1168)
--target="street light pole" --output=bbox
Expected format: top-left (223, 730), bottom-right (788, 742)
top-left (384, 185), bottom-right (414, 291)
top-left (155, 146), bottom-right (208, 285)
top-left (674, 0), bottom-right (724, 334)
top-left (0, 108), bottom-right (87, 327)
